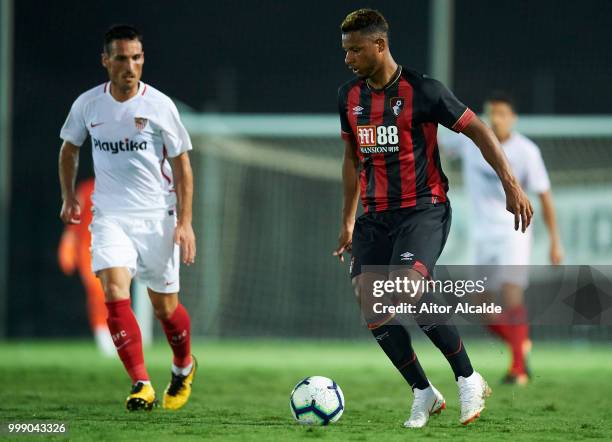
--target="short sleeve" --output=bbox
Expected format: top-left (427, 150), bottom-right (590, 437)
top-left (422, 76), bottom-right (476, 133)
top-left (338, 87), bottom-right (354, 142)
top-left (160, 100), bottom-right (193, 158)
top-left (60, 97), bottom-right (88, 146)
top-left (524, 144), bottom-right (551, 194)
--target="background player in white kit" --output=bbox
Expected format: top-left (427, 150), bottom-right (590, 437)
top-left (439, 92), bottom-right (563, 385)
top-left (58, 25), bottom-right (197, 411)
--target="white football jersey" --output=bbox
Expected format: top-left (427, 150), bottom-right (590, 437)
top-left (440, 130), bottom-right (550, 239)
top-left (60, 81), bottom-right (192, 217)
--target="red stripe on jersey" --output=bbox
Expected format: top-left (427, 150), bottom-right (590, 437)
top-left (423, 123), bottom-right (447, 203)
top-left (451, 108), bottom-right (476, 132)
top-left (396, 78), bottom-right (416, 208)
top-left (370, 92), bottom-right (388, 211)
top-left (161, 145), bottom-right (172, 184)
top-left (141, 84), bottom-right (147, 96)
top-left (103, 82), bottom-right (108, 93)
top-left (346, 83), bottom-right (369, 212)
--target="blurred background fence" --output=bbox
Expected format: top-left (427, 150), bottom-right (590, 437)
top-left (178, 114), bottom-right (612, 341)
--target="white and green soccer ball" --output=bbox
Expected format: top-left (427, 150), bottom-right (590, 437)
top-left (290, 376), bottom-right (345, 425)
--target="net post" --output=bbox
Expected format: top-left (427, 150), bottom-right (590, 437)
top-left (429, 0), bottom-right (455, 87)
top-left (0, 0), bottom-right (14, 339)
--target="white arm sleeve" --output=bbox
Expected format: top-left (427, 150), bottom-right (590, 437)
top-left (160, 100), bottom-right (193, 158)
top-left (60, 97), bottom-right (88, 146)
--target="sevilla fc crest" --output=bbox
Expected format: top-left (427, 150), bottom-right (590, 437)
top-left (134, 117), bottom-right (148, 132)
top-left (390, 97), bottom-right (404, 116)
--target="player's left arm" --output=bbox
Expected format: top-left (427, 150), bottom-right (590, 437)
top-left (462, 118), bottom-right (533, 232)
top-left (539, 190), bottom-right (563, 264)
top-left (171, 152), bottom-right (196, 265)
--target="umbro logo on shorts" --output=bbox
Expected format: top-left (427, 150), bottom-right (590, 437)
top-left (400, 251), bottom-right (414, 261)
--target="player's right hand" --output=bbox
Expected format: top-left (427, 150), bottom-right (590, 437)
top-left (60, 196), bottom-right (81, 224)
top-left (505, 183), bottom-right (533, 233)
top-left (333, 225), bottom-right (353, 263)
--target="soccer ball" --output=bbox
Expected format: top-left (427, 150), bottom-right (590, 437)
top-left (289, 376), bottom-right (344, 425)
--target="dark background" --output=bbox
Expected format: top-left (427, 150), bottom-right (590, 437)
top-left (8, 0), bottom-right (612, 336)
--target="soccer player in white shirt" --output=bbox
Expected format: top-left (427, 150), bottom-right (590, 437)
top-left (58, 25), bottom-right (197, 410)
top-left (440, 92), bottom-right (563, 385)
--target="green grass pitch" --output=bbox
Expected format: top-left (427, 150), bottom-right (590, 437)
top-left (1, 339), bottom-right (611, 441)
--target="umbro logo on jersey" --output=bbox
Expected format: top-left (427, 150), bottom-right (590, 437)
top-left (92, 137), bottom-right (147, 154)
top-left (352, 105), bottom-right (364, 115)
top-left (390, 97), bottom-right (404, 116)
top-left (90, 121), bottom-right (104, 128)
top-left (400, 251), bottom-right (414, 261)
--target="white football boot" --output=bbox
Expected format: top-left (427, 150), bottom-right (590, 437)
top-left (457, 371), bottom-right (492, 425)
top-left (404, 384), bottom-right (446, 428)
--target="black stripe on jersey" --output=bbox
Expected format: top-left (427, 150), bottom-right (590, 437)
top-left (411, 126), bottom-right (431, 201)
top-left (357, 83), bottom-right (376, 213)
top-left (383, 82), bottom-right (402, 210)
top-left (410, 87), bottom-right (433, 203)
top-left (432, 146), bottom-right (449, 193)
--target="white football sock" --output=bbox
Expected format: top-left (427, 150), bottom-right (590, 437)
top-left (172, 362), bottom-right (193, 376)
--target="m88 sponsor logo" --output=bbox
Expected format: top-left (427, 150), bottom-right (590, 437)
top-left (356, 125), bottom-right (399, 154)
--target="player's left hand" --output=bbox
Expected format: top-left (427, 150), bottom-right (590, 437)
top-left (550, 241), bottom-right (564, 265)
top-left (505, 182), bottom-right (533, 233)
top-left (175, 222), bottom-right (196, 265)
top-left (333, 225), bottom-right (353, 263)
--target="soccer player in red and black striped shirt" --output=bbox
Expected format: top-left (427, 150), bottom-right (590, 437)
top-left (332, 9), bottom-right (533, 428)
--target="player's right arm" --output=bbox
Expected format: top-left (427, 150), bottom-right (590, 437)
top-left (462, 118), bottom-right (533, 232)
top-left (59, 92), bottom-right (90, 224)
top-left (333, 138), bottom-right (360, 263)
top-left (58, 141), bottom-right (81, 224)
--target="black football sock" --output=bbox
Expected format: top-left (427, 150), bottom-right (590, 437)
top-left (418, 323), bottom-right (474, 380)
top-left (370, 319), bottom-right (430, 390)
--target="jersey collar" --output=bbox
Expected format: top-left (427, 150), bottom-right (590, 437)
top-left (366, 65), bottom-right (402, 92)
top-left (104, 81), bottom-right (145, 103)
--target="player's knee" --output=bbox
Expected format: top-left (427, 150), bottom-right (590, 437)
top-left (389, 269), bottom-right (425, 303)
top-left (152, 302), bottom-right (177, 321)
top-left (102, 282), bottom-right (129, 302)
top-left (351, 273), bottom-right (382, 301)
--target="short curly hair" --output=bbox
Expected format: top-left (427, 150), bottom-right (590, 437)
top-left (340, 9), bottom-right (389, 36)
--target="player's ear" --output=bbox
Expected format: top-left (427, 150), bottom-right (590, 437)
top-left (375, 37), bottom-right (387, 53)
top-left (101, 52), bottom-right (109, 68)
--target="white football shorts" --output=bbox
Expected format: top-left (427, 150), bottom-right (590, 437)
top-left (90, 211), bottom-right (180, 293)
top-left (472, 231), bottom-right (532, 291)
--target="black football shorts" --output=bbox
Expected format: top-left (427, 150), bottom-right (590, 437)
top-left (349, 202), bottom-right (452, 279)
